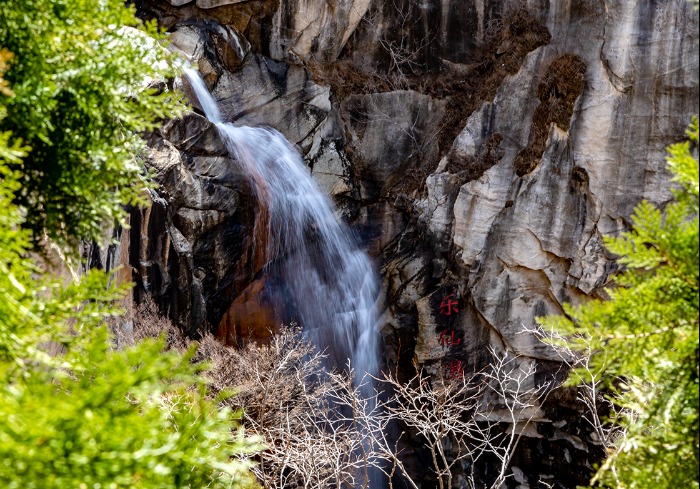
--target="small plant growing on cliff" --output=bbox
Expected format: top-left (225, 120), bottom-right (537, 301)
top-left (538, 118), bottom-right (699, 488)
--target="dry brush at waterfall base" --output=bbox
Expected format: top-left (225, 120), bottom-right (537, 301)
top-left (375, 350), bottom-right (557, 489)
top-left (118, 307), bottom-right (379, 488)
top-left (120, 300), bottom-right (567, 489)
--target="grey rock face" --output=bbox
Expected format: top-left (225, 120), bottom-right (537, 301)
top-left (213, 54), bottom-right (331, 144)
top-left (439, 0), bottom-right (699, 364)
top-left (126, 0), bottom-right (698, 486)
top-left (124, 117), bottom-right (254, 337)
top-left (342, 91), bottom-right (446, 201)
top-left (269, 0), bottom-right (371, 62)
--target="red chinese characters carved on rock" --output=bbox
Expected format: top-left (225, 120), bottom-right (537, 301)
top-left (444, 359), bottom-right (466, 381)
top-left (439, 293), bottom-right (459, 316)
top-left (439, 330), bottom-right (461, 348)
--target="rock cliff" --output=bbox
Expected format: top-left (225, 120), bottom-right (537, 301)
top-left (110, 0), bottom-right (698, 486)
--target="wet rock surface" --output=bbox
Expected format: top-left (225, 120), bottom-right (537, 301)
top-left (112, 0), bottom-right (699, 486)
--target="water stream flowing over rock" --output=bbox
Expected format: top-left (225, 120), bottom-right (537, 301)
top-left (184, 68), bottom-right (380, 378)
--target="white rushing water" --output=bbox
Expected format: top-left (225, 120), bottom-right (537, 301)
top-left (184, 69), bottom-right (380, 380)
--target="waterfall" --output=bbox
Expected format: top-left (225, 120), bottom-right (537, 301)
top-left (184, 69), bottom-right (380, 381)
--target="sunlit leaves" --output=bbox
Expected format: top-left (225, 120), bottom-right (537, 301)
top-left (0, 0), bottom-right (185, 247)
top-left (0, 7), bottom-right (257, 488)
top-left (0, 332), bottom-right (257, 489)
top-left (0, 113), bottom-right (257, 489)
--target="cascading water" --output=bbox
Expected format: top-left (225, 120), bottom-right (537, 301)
top-left (184, 69), bottom-right (380, 382)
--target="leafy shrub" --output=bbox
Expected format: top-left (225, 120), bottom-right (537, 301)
top-left (539, 118), bottom-right (699, 488)
top-left (0, 0), bottom-right (185, 246)
top-left (0, 6), bottom-right (258, 488)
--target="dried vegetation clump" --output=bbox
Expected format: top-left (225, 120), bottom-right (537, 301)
top-left (514, 54), bottom-right (587, 176)
top-left (445, 132), bottom-right (504, 181)
top-left (308, 59), bottom-right (393, 105)
top-left (194, 328), bottom-right (379, 488)
top-left (193, 324), bottom-right (329, 427)
top-left (115, 297), bottom-right (608, 488)
top-left (115, 301), bottom-right (325, 435)
top-left (112, 298), bottom-right (188, 351)
top-left (115, 304), bottom-right (376, 488)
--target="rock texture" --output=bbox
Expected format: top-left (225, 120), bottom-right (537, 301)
top-left (135, 119), bottom-right (255, 337)
top-left (121, 0), bottom-right (698, 486)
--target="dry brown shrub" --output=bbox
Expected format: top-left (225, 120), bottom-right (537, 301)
top-left (112, 297), bottom-right (188, 351)
top-left (195, 326), bottom-right (385, 489)
top-left (308, 59), bottom-right (392, 104)
top-left (113, 303), bottom-right (368, 487)
top-left (115, 301), bottom-right (328, 432)
top-left (445, 132), bottom-right (504, 181)
top-left (193, 324), bottom-right (331, 425)
top-left (514, 54), bottom-right (587, 176)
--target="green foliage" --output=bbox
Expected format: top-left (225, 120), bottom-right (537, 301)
top-left (0, 331), bottom-right (257, 489)
top-left (539, 118), bottom-right (699, 488)
top-left (0, 156), bottom-right (124, 364)
top-left (0, 11), bottom-right (258, 489)
top-left (0, 144), bottom-right (257, 489)
top-left (0, 0), bottom-right (185, 246)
